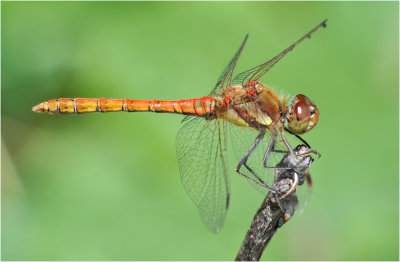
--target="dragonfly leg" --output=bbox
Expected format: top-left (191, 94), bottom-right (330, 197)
top-left (273, 192), bottom-right (285, 212)
top-left (279, 172), bottom-right (299, 199)
top-left (262, 133), bottom-right (290, 169)
top-left (281, 127), bottom-right (321, 158)
top-left (272, 173), bottom-right (299, 216)
top-left (235, 131), bottom-right (276, 192)
top-left (297, 148), bottom-right (321, 158)
top-left (279, 127), bottom-right (297, 156)
top-left (243, 162), bottom-right (268, 186)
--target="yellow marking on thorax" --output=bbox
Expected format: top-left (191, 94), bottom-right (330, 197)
top-left (255, 113), bottom-right (272, 126)
top-left (225, 108), bottom-right (249, 127)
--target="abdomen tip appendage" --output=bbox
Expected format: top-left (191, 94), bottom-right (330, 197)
top-left (32, 103), bottom-right (45, 113)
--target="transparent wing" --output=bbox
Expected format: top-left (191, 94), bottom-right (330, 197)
top-left (176, 116), bottom-right (229, 232)
top-left (209, 34), bottom-right (248, 97)
top-left (232, 20), bottom-right (327, 86)
top-left (295, 172), bottom-right (313, 215)
top-left (181, 35), bottom-right (248, 124)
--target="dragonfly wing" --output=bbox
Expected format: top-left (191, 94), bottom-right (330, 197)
top-left (232, 19), bottom-right (327, 86)
top-left (209, 34), bottom-right (248, 96)
top-left (176, 116), bottom-right (229, 232)
top-left (295, 173), bottom-right (313, 215)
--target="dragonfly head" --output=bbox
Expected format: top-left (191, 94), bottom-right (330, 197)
top-left (286, 94), bottom-right (319, 134)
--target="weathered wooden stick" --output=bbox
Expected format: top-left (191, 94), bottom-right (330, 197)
top-left (235, 145), bottom-right (314, 261)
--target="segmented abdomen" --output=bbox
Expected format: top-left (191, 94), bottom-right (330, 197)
top-left (32, 97), bottom-right (216, 117)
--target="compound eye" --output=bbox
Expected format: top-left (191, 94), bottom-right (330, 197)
top-left (310, 106), bottom-right (315, 115)
top-left (296, 94), bottom-right (312, 104)
top-left (294, 101), bottom-right (310, 121)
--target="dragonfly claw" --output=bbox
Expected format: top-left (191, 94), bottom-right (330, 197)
top-left (295, 147), bottom-right (321, 159)
top-left (279, 172), bottom-right (299, 199)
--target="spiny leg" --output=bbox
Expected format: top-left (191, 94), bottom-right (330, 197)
top-left (235, 131), bottom-right (276, 192)
top-left (262, 133), bottom-right (290, 169)
top-left (279, 172), bottom-right (299, 199)
top-left (272, 191), bottom-right (286, 212)
top-left (281, 127), bottom-right (321, 158)
top-left (243, 162), bottom-right (267, 186)
top-left (273, 172), bottom-right (299, 215)
top-left (235, 132), bottom-right (269, 188)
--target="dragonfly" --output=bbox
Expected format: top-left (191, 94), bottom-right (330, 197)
top-left (33, 19), bottom-right (326, 233)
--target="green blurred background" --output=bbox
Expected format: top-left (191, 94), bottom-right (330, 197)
top-left (2, 2), bottom-right (398, 260)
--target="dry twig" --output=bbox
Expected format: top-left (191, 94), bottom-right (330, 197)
top-left (235, 145), bottom-right (314, 261)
